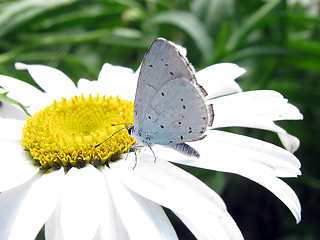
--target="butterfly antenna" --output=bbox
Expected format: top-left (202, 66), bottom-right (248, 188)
top-left (94, 127), bottom-right (126, 148)
top-left (111, 122), bottom-right (132, 130)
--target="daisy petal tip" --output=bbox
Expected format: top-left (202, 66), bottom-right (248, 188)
top-left (219, 63), bottom-right (246, 77)
top-left (231, 66), bottom-right (246, 80)
top-left (238, 66), bottom-right (246, 75)
top-left (296, 215), bottom-right (302, 224)
top-left (278, 133), bottom-right (301, 153)
top-left (293, 206), bottom-right (302, 224)
top-left (14, 62), bottom-right (28, 70)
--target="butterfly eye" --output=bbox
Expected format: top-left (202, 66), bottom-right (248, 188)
top-left (128, 126), bottom-right (134, 135)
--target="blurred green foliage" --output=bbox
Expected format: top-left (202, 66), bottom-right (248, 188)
top-left (0, 0), bottom-right (319, 239)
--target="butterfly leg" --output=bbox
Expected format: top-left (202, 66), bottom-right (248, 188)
top-left (146, 142), bottom-right (156, 163)
top-left (125, 143), bottom-right (142, 169)
top-left (125, 142), bottom-right (156, 168)
top-left (132, 147), bottom-right (138, 169)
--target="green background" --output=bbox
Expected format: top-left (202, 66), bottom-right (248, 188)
top-left (0, 0), bottom-right (319, 239)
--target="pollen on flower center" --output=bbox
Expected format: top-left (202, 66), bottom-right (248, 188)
top-left (22, 94), bottom-right (135, 170)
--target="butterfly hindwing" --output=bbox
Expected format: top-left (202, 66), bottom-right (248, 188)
top-left (141, 78), bottom-right (209, 145)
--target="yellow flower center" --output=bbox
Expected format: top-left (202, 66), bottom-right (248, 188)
top-left (22, 94), bottom-right (135, 170)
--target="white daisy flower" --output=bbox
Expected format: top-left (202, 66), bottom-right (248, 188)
top-left (0, 44), bottom-right (302, 239)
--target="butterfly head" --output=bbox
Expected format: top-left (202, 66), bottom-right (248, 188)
top-left (127, 125), bottom-right (134, 136)
top-left (127, 125), bottom-right (146, 146)
top-left (127, 125), bottom-right (140, 142)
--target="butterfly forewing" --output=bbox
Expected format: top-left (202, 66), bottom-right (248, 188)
top-left (134, 38), bottom-right (196, 129)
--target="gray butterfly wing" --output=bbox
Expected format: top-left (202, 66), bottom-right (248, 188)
top-left (142, 77), bottom-right (212, 145)
top-left (134, 38), bottom-right (197, 130)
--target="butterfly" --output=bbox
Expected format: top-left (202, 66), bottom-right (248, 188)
top-left (127, 38), bottom-right (213, 159)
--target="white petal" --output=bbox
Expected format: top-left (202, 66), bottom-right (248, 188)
top-left (0, 101), bottom-right (28, 120)
top-left (8, 169), bottom-right (65, 240)
top-left (158, 130), bottom-right (301, 222)
top-left (207, 90), bottom-right (303, 127)
top-left (45, 200), bottom-right (64, 240)
top-left (110, 155), bottom-right (226, 218)
top-left (97, 63), bottom-right (136, 101)
top-left (77, 78), bottom-right (102, 98)
top-left (109, 155), bottom-right (242, 239)
top-left (196, 63), bottom-right (245, 98)
top-left (15, 62), bottom-right (77, 101)
top-left (0, 141), bottom-right (39, 191)
top-left (0, 75), bottom-right (47, 113)
top-left (278, 132), bottom-right (300, 153)
top-left (94, 167), bottom-right (129, 240)
top-left (170, 130), bottom-right (300, 178)
top-left (0, 117), bottom-right (25, 142)
top-left (209, 90), bottom-right (303, 132)
top-left (0, 173), bottom-right (40, 239)
top-left (239, 172), bottom-right (301, 223)
top-left (58, 165), bottom-right (107, 240)
top-left (195, 134), bottom-right (302, 223)
top-left (104, 166), bottom-right (177, 240)
top-left (174, 210), bottom-right (243, 240)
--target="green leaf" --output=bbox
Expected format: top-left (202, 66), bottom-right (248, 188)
top-left (226, 0), bottom-right (283, 53)
top-left (0, 0), bottom-right (75, 38)
top-left (224, 45), bottom-right (320, 62)
top-left (0, 92), bottom-right (31, 116)
top-left (150, 10), bottom-right (213, 62)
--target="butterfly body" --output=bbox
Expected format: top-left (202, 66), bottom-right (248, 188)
top-left (128, 38), bottom-right (213, 157)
